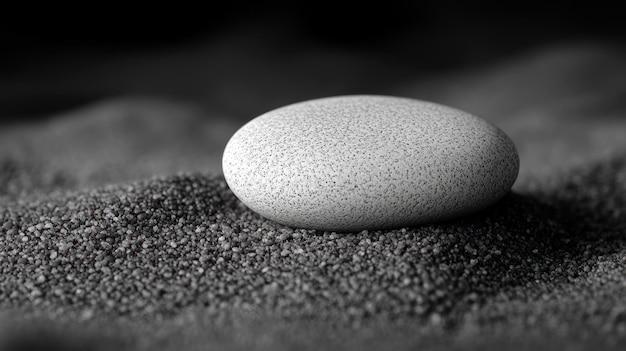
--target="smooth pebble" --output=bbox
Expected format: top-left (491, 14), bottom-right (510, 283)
top-left (222, 95), bottom-right (519, 231)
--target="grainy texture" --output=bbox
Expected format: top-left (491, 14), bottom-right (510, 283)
top-left (1, 159), bottom-right (626, 351)
top-left (1, 43), bottom-right (626, 351)
top-left (223, 95), bottom-right (519, 231)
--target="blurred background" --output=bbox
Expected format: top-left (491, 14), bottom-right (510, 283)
top-left (1, 3), bottom-right (624, 121)
top-left (1, 3), bottom-right (625, 193)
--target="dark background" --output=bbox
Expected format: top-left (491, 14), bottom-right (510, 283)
top-left (1, 4), bottom-right (624, 122)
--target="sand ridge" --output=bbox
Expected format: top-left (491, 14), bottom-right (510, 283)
top-left (0, 154), bottom-right (625, 349)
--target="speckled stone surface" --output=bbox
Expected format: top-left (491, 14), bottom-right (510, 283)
top-left (222, 95), bottom-right (520, 231)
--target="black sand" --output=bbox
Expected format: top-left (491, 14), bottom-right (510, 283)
top-left (1, 42), bottom-right (626, 350)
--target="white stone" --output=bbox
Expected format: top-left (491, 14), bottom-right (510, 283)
top-left (222, 95), bottom-right (519, 231)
